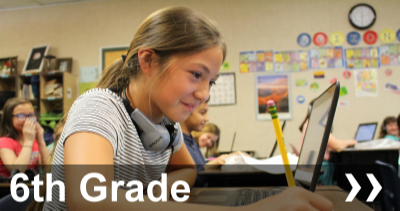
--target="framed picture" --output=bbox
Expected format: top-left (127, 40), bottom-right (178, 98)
top-left (22, 44), bottom-right (50, 74)
top-left (208, 72), bottom-right (236, 106)
top-left (55, 58), bottom-right (73, 72)
top-left (255, 73), bottom-right (292, 120)
top-left (100, 45), bottom-right (129, 74)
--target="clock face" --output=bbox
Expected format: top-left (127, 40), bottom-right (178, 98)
top-left (349, 4), bottom-right (376, 29)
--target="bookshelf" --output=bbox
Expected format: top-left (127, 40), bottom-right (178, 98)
top-left (39, 71), bottom-right (77, 116)
top-left (0, 75), bottom-right (17, 114)
top-left (18, 73), bottom-right (40, 111)
top-left (0, 56), bottom-right (18, 114)
top-left (6, 71), bottom-right (78, 124)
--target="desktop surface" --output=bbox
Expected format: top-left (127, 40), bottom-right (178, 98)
top-left (189, 186), bottom-right (373, 211)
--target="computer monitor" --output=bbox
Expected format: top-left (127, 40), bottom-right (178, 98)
top-left (354, 122), bottom-right (378, 142)
top-left (294, 81), bottom-right (340, 191)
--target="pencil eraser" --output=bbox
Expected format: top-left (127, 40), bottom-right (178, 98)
top-left (267, 100), bottom-right (275, 107)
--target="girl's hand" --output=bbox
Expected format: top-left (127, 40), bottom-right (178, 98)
top-left (214, 154), bottom-right (229, 165)
top-left (249, 187), bottom-right (333, 211)
top-left (35, 121), bottom-right (45, 143)
top-left (22, 118), bottom-right (36, 144)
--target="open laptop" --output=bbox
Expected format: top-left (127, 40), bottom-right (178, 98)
top-left (189, 81), bottom-right (340, 206)
top-left (354, 122), bottom-right (378, 142)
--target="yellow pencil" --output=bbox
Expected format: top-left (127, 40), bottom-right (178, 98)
top-left (267, 100), bottom-right (296, 187)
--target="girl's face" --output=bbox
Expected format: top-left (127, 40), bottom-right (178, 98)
top-left (12, 103), bottom-right (35, 133)
top-left (198, 132), bottom-right (219, 148)
top-left (386, 122), bottom-right (399, 136)
top-left (150, 46), bottom-right (222, 122)
top-left (184, 102), bottom-right (209, 133)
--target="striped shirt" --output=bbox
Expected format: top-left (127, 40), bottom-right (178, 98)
top-left (43, 88), bottom-right (183, 210)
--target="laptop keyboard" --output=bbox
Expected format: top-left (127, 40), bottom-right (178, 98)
top-left (231, 189), bottom-right (283, 206)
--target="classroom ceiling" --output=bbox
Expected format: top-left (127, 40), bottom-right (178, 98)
top-left (0, 0), bottom-right (104, 10)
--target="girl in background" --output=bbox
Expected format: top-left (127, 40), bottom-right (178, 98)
top-left (378, 116), bottom-right (399, 141)
top-left (0, 98), bottom-right (50, 178)
top-left (192, 123), bottom-right (220, 158)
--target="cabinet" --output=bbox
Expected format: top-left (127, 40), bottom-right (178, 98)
top-left (39, 72), bottom-right (77, 117)
top-left (2, 72), bottom-right (78, 124)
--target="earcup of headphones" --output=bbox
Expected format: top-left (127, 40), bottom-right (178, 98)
top-left (165, 122), bottom-right (181, 148)
top-left (140, 124), bottom-right (172, 151)
top-left (119, 87), bottom-right (182, 152)
top-left (382, 125), bottom-right (387, 133)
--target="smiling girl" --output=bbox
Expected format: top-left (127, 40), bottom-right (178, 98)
top-left (43, 6), bottom-right (332, 211)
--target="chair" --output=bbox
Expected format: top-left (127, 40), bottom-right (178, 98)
top-left (0, 188), bottom-right (34, 211)
top-left (375, 160), bottom-right (400, 211)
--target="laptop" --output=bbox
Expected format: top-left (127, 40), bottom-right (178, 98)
top-left (189, 81), bottom-right (341, 206)
top-left (354, 122), bottom-right (378, 142)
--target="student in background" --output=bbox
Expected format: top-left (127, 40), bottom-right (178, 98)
top-left (298, 100), bottom-right (357, 185)
top-left (0, 98), bottom-right (50, 178)
top-left (192, 123), bottom-right (220, 158)
top-left (43, 7), bottom-right (331, 210)
top-left (180, 100), bottom-right (211, 187)
top-left (378, 116), bottom-right (399, 141)
top-left (181, 103), bottom-right (250, 187)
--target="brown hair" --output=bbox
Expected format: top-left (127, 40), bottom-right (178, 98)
top-left (97, 6), bottom-right (227, 94)
top-left (0, 97), bottom-right (31, 139)
top-left (192, 123), bottom-right (220, 158)
top-left (378, 116), bottom-right (398, 138)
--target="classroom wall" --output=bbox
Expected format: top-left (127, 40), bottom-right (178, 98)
top-left (1, 0), bottom-right (399, 157)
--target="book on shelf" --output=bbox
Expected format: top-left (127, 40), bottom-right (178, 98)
top-left (21, 84), bottom-right (35, 100)
top-left (44, 83), bottom-right (61, 96)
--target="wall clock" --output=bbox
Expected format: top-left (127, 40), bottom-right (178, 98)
top-left (348, 4), bottom-right (376, 30)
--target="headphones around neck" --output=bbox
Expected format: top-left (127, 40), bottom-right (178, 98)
top-left (117, 87), bottom-right (181, 152)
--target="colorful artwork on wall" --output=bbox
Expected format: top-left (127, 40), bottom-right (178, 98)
top-left (345, 47), bottom-right (379, 69)
top-left (309, 47), bottom-right (343, 69)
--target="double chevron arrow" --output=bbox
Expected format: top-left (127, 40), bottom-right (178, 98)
top-left (345, 173), bottom-right (382, 202)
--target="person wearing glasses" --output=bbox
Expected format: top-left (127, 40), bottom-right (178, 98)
top-left (0, 97), bottom-right (50, 178)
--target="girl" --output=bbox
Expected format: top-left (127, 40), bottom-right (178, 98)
top-left (43, 7), bottom-right (332, 210)
top-left (0, 98), bottom-right (50, 178)
top-left (192, 123), bottom-right (220, 158)
top-left (378, 116), bottom-right (399, 141)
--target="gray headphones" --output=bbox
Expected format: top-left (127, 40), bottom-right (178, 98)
top-left (121, 88), bottom-right (181, 152)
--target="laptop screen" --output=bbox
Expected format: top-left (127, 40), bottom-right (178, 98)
top-left (355, 123), bottom-right (377, 142)
top-left (294, 83), bottom-right (338, 189)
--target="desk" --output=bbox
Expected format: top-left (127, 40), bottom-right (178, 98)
top-left (331, 148), bottom-right (399, 201)
top-left (188, 186), bottom-right (372, 210)
top-left (198, 166), bottom-right (288, 187)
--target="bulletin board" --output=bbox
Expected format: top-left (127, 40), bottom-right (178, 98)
top-left (100, 45), bottom-right (129, 72)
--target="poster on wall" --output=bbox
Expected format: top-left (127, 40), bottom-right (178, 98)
top-left (208, 72), bottom-right (236, 106)
top-left (354, 69), bottom-right (378, 97)
top-left (274, 50), bottom-right (308, 72)
top-left (379, 44), bottom-right (400, 66)
top-left (309, 47), bottom-right (343, 69)
top-left (240, 50), bottom-right (274, 73)
top-left (345, 47), bottom-right (379, 69)
top-left (255, 73), bottom-right (292, 120)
